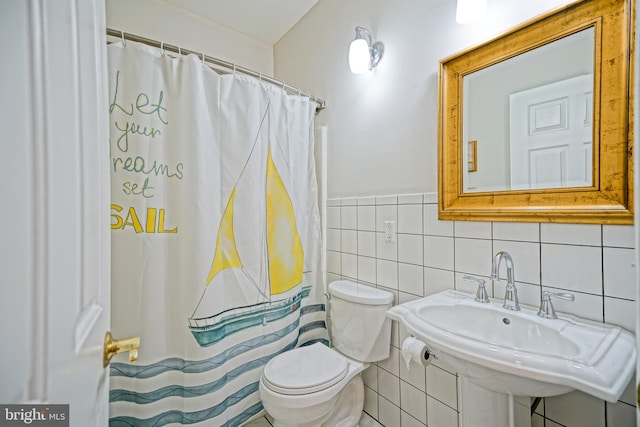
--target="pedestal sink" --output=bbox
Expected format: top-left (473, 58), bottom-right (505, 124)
top-left (386, 290), bottom-right (636, 427)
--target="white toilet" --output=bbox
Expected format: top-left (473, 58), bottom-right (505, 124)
top-left (259, 280), bottom-right (394, 427)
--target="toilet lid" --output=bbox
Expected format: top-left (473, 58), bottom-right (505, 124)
top-left (262, 343), bottom-right (349, 395)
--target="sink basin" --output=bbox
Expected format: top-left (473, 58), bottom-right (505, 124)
top-left (386, 290), bottom-right (636, 401)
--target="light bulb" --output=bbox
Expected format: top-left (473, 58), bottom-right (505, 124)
top-left (349, 38), bottom-right (370, 74)
top-left (456, 0), bottom-right (487, 24)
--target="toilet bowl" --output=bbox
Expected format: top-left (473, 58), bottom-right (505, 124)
top-left (259, 280), bottom-right (394, 427)
top-left (259, 343), bottom-right (365, 427)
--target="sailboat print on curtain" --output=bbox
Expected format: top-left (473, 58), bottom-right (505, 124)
top-left (188, 103), bottom-right (311, 348)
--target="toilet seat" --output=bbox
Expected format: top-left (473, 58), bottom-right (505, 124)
top-left (262, 343), bottom-right (349, 395)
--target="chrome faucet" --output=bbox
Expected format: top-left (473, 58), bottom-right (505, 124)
top-left (537, 290), bottom-right (575, 319)
top-left (463, 275), bottom-right (490, 303)
top-left (491, 251), bottom-right (520, 311)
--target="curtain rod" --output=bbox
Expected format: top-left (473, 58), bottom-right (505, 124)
top-left (106, 28), bottom-right (326, 114)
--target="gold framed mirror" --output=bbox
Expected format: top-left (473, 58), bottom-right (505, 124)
top-left (438, 0), bottom-right (634, 224)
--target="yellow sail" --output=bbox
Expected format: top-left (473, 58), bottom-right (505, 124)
top-left (206, 187), bottom-right (243, 285)
top-left (266, 146), bottom-right (304, 294)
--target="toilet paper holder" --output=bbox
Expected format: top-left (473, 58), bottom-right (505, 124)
top-left (401, 336), bottom-right (434, 371)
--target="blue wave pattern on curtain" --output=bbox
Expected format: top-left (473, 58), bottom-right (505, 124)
top-left (108, 41), bottom-right (327, 426)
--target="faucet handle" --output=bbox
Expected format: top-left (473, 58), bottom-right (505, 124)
top-left (538, 290), bottom-right (575, 319)
top-left (543, 291), bottom-right (575, 301)
top-left (463, 275), bottom-right (490, 303)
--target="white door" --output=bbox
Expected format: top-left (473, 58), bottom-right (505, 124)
top-left (1, 1), bottom-right (112, 426)
top-left (509, 74), bottom-right (593, 190)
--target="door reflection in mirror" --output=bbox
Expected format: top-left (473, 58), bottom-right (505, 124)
top-left (462, 27), bottom-right (594, 193)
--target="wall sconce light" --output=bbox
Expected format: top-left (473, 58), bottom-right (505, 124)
top-left (456, 0), bottom-right (487, 24)
top-left (348, 26), bottom-right (384, 74)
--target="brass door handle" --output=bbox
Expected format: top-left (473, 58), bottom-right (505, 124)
top-left (103, 331), bottom-right (140, 367)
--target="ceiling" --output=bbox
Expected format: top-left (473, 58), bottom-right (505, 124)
top-left (165, 0), bottom-right (321, 45)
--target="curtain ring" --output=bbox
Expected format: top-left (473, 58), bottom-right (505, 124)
top-left (178, 46), bottom-right (182, 57)
top-left (201, 53), bottom-right (206, 66)
top-left (282, 81), bottom-right (286, 90)
top-left (259, 73), bottom-right (262, 82)
top-left (298, 88), bottom-right (302, 96)
top-left (232, 64), bottom-right (236, 74)
top-left (160, 42), bottom-right (165, 56)
top-left (121, 31), bottom-right (126, 45)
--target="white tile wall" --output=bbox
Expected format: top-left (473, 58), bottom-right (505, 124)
top-left (454, 238), bottom-right (492, 276)
top-left (398, 263), bottom-right (423, 296)
top-left (605, 297), bottom-right (636, 332)
top-left (607, 401), bottom-right (636, 427)
top-left (398, 204), bottom-right (423, 234)
top-left (424, 236), bottom-right (454, 270)
top-left (379, 346), bottom-right (400, 377)
top-left (326, 206), bottom-right (340, 228)
top-left (424, 267), bottom-right (455, 295)
top-left (541, 244), bottom-right (602, 293)
top-left (426, 365), bottom-right (458, 410)
top-left (326, 193), bottom-right (637, 427)
top-left (603, 247), bottom-right (636, 299)
top-left (400, 381), bottom-right (427, 424)
top-left (341, 253), bottom-right (357, 279)
top-left (493, 222), bottom-right (540, 242)
top-left (603, 225), bottom-right (635, 248)
top-left (378, 396), bottom-right (401, 427)
top-left (364, 386), bottom-right (379, 419)
top-left (619, 378), bottom-right (637, 408)
top-left (454, 221), bottom-right (492, 239)
top-left (400, 359), bottom-right (426, 392)
top-left (341, 229), bottom-right (357, 254)
top-left (340, 205), bottom-right (357, 230)
top-left (541, 223), bottom-right (602, 246)
top-left (358, 256), bottom-right (376, 284)
top-left (424, 204), bottom-right (453, 236)
top-left (400, 411), bottom-right (426, 427)
top-left (358, 231), bottom-right (376, 257)
top-left (326, 228), bottom-right (340, 251)
top-left (398, 234), bottom-right (423, 265)
top-left (358, 205), bottom-right (376, 231)
top-left (363, 365), bottom-right (377, 391)
top-left (378, 368), bottom-right (400, 405)
top-left (377, 259), bottom-right (398, 289)
top-left (427, 397), bottom-right (459, 427)
top-left (544, 391), bottom-right (606, 427)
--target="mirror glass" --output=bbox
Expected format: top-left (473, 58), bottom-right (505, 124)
top-left (438, 0), bottom-right (633, 224)
top-left (462, 27), bottom-right (594, 193)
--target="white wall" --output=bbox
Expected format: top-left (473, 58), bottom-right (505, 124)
top-left (106, 0), bottom-right (274, 75)
top-left (274, 0), bottom-right (580, 198)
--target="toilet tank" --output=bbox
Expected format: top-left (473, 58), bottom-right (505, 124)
top-left (328, 280), bottom-right (394, 362)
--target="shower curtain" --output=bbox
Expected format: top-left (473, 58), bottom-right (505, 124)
top-left (107, 40), bottom-right (327, 426)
